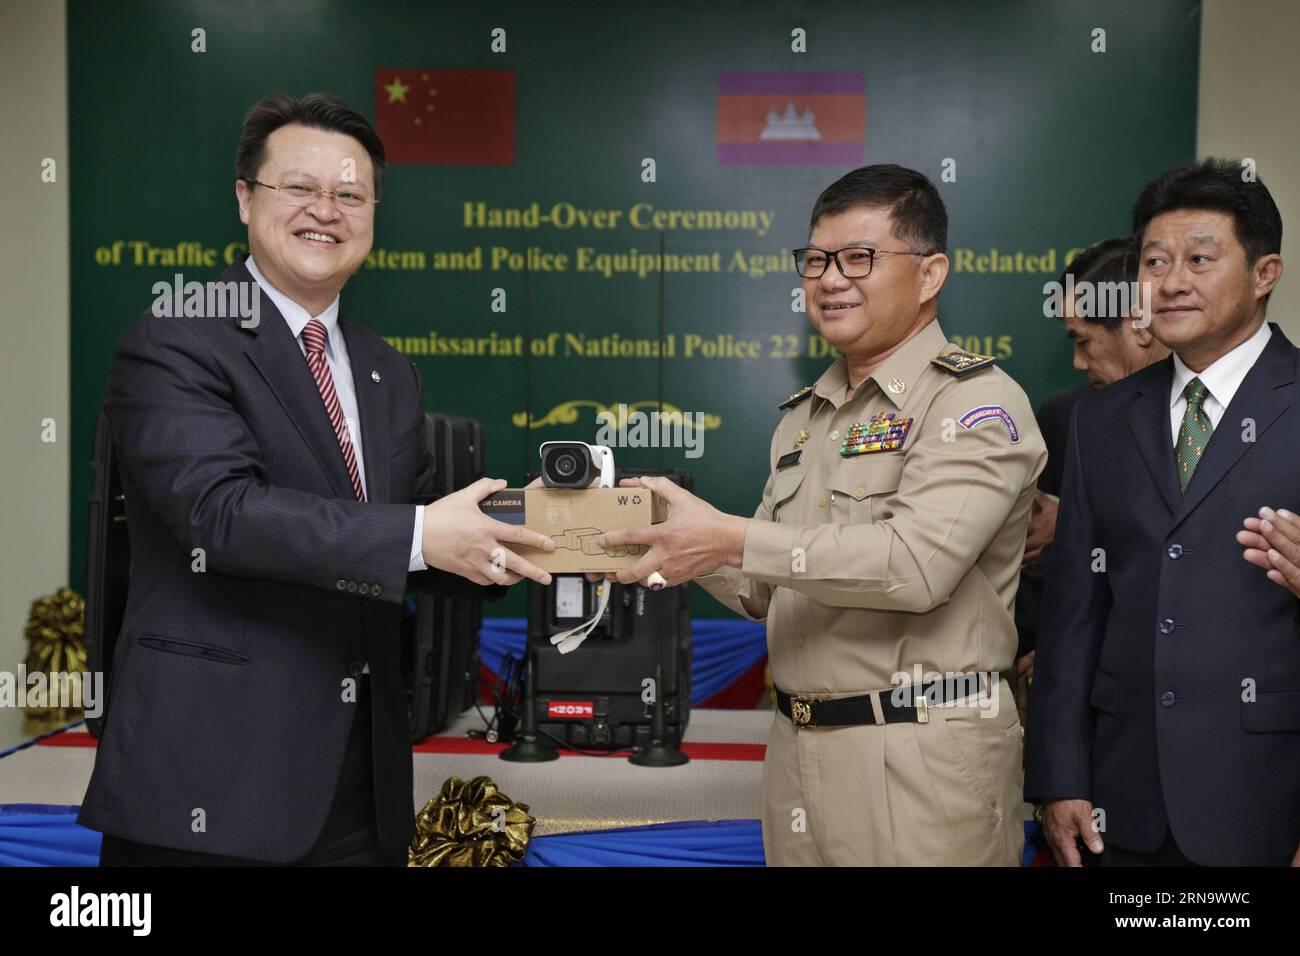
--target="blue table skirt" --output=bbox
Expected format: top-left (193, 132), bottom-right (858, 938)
top-left (0, 804), bottom-right (1039, 867)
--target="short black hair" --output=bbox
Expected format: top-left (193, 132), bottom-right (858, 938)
top-left (1131, 158), bottom-right (1282, 301)
top-left (1055, 237), bottom-right (1138, 329)
top-left (809, 164), bottom-right (947, 254)
top-left (235, 93), bottom-right (388, 198)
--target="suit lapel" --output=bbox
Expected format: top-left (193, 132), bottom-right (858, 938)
top-left (341, 316), bottom-right (391, 504)
top-left (236, 260), bottom-right (357, 500)
top-left (1171, 324), bottom-right (1296, 530)
top-left (1125, 358), bottom-right (1181, 516)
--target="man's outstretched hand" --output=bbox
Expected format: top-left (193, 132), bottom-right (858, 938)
top-left (593, 476), bottom-right (748, 588)
top-left (421, 477), bottom-right (555, 587)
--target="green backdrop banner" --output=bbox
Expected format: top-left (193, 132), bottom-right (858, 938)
top-left (68, 0), bottom-right (1201, 618)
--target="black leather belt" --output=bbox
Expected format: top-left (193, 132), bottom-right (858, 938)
top-left (776, 673), bottom-right (990, 727)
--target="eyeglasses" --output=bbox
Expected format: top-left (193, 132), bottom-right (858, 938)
top-left (793, 245), bottom-right (933, 279)
top-left (243, 178), bottom-right (379, 212)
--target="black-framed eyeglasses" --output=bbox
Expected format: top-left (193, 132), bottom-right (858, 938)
top-left (243, 178), bottom-right (379, 212)
top-left (793, 245), bottom-right (932, 279)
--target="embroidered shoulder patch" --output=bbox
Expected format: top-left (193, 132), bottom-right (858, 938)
top-left (958, 404), bottom-right (1020, 443)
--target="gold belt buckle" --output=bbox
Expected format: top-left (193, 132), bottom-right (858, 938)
top-left (915, 695), bottom-right (929, 724)
top-left (790, 696), bottom-right (814, 727)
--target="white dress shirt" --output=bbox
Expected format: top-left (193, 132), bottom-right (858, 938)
top-left (246, 257), bottom-right (427, 599)
top-left (1168, 322), bottom-right (1272, 446)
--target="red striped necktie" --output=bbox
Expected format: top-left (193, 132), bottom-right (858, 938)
top-left (300, 318), bottom-right (365, 502)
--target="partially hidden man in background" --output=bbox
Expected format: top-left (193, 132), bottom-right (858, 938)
top-left (1013, 238), bottom-right (1170, 717)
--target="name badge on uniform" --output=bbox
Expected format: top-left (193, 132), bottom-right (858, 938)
top-left (841, 412), bottom-right (913, 456)
top-left (777, 449), bottom-right (803, 470)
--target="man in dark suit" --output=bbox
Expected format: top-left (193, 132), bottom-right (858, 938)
top-left (1015, 239), bottom-right (1169, 676)
top-left (79, 93), bottom-right (556, 866)
top-left (1026, 158), bottom-right (1298, 867)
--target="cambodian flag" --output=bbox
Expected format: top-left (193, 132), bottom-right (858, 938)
top-left (716, 71), bottom-right (865, 166)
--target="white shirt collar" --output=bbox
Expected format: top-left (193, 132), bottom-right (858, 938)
top-left (1169, 321), bottom-right (1272, 411)
top-left (245, 255), bottom-right (341, 345)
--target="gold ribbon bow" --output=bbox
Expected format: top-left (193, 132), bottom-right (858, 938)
top-left (22, 587), bottom-right (88, 721)
top-left (408, 775), bottom-right (535, 867)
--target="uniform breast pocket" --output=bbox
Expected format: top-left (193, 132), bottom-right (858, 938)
top-left (770, 469), bottom-right (806, 523)
top-left (828, 455), bottom-right (905, 523)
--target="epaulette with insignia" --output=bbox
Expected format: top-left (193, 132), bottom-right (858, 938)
top-left (778, 385), bottom-right (815, 409)
top-left (931, 347), bottom-right (996, 377)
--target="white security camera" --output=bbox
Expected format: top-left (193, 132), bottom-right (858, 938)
top-left (539, 442), bottom-right (615, 489)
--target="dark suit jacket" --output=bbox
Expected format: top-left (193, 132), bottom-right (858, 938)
top-left (78, 255), bottom-right (488, 862)
top-left (1025, 323), bottom-right (1300, 865)
top-left (1015, 381), bottom-right (1092, 656)
top-left (1035, 381), bottom-right (1094, 498)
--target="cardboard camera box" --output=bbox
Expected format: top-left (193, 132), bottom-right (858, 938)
top-left (478, 487), bottom-right (669, 572)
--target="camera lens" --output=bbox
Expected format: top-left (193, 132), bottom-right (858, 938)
top-left (554, 452), bottom-right (578, 477)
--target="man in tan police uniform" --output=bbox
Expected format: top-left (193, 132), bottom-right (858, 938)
top-left (599, 165), bottom-right (1045, 866)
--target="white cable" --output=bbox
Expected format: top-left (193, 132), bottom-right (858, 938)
top-left (549, 581), bottom-right (613, 654)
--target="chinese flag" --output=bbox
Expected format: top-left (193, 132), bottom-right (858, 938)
top-left (375, 70), bottom-right (515, 165)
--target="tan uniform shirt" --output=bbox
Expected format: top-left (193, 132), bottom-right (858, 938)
top-left (697, 319), bottom-right (1046, 693)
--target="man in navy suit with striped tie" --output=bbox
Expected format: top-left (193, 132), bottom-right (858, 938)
top-left (81, 93), bottom-right (556, 865)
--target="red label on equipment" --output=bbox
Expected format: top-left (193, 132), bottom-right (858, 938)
top-left (547, 701), bottom-right (594, 718)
